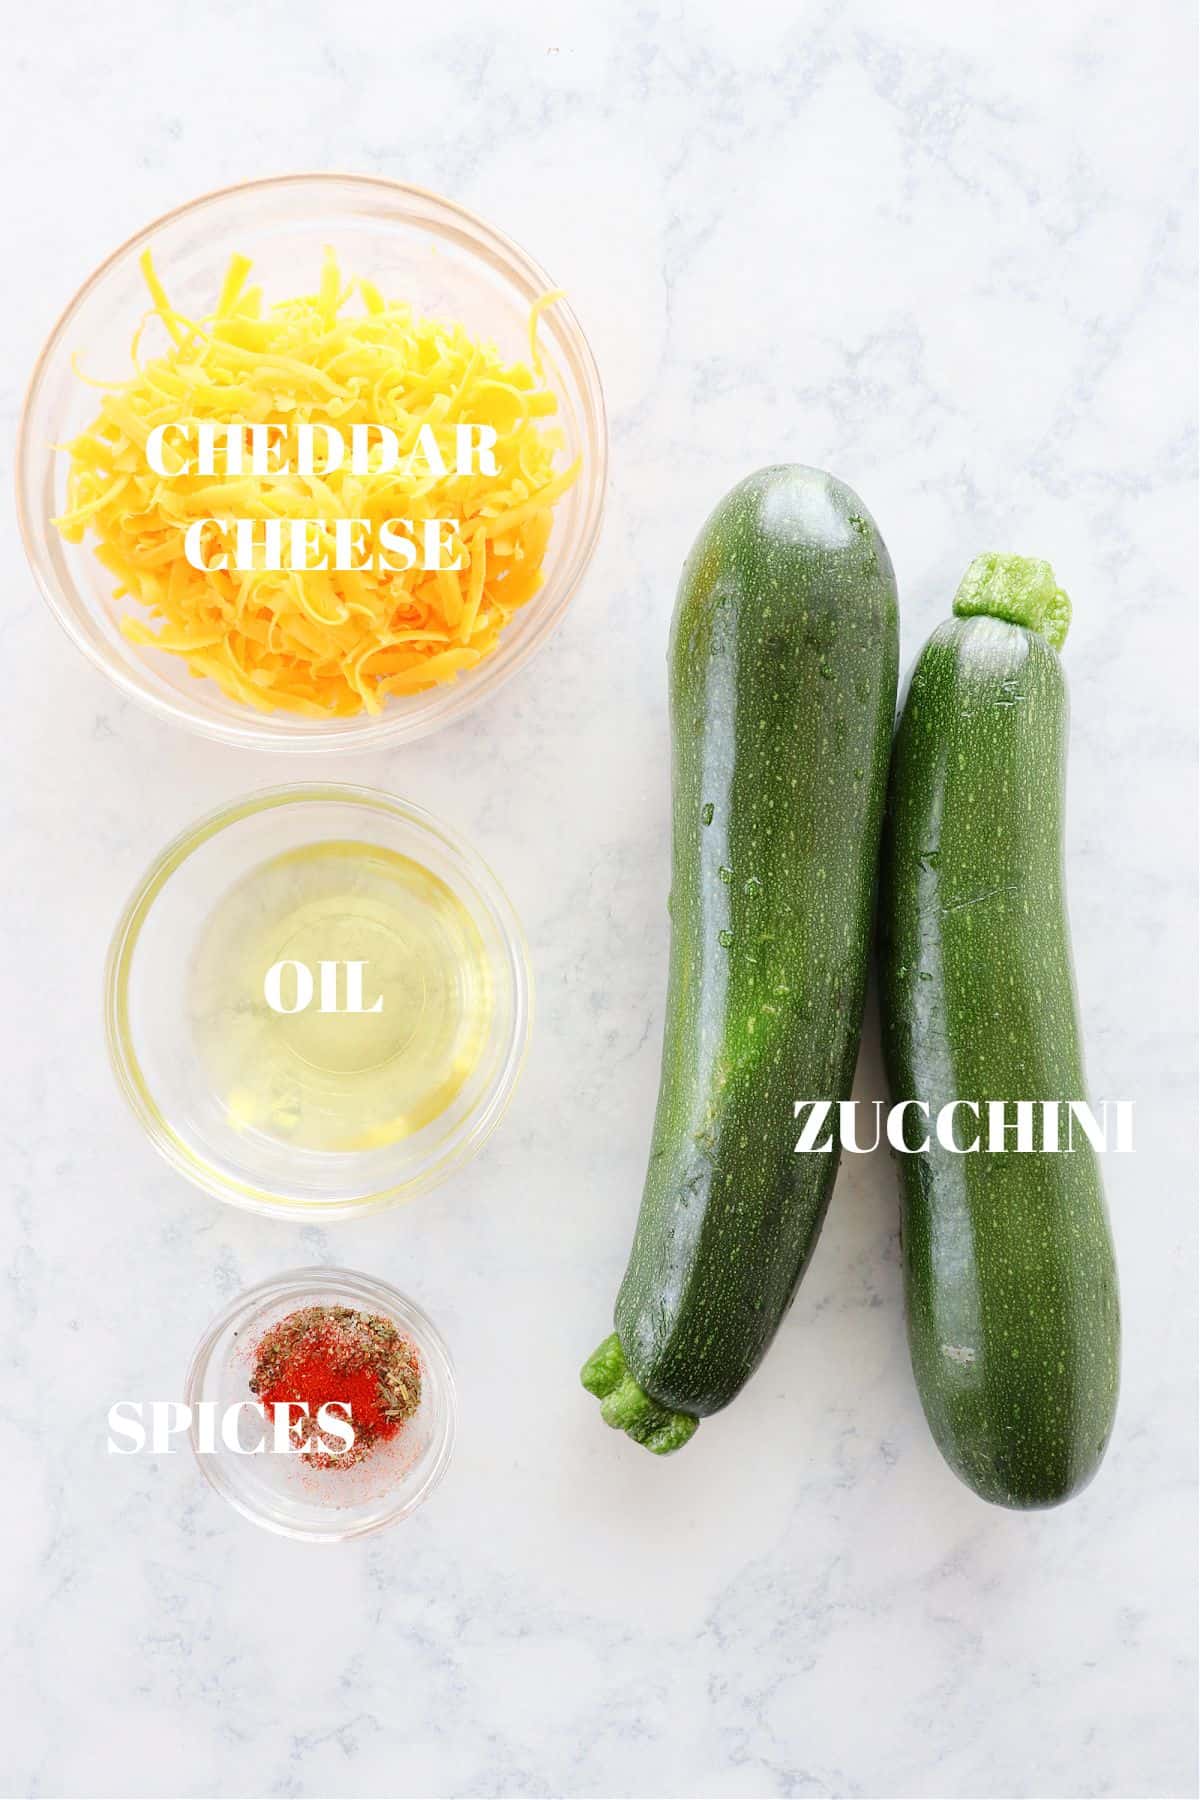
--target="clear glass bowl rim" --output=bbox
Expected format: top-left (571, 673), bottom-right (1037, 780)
top-left (184, 1264), bottom-right (457, 1541)
top-left (15, 171), bottom-right (608, 751)
top-left (104, 781), bottom-right (533, 1218)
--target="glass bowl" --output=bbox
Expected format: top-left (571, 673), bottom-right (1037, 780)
top-left (105, 783), bottom-right (531, 1216)
top-left (185, 1267), bottom-right (455, 1541)
top-left (16, 173), bottom-right (607, 751)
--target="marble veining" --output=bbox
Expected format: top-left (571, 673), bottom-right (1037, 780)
top-left (1, 2), bottom-right (1196, 1796)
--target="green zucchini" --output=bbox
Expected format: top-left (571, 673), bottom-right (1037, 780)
top-left (879, 554), bottom-right (1120, 1507)
top-left (582, 465), bottom-right (899, 1451)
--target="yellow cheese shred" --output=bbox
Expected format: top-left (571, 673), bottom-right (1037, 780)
top-left (55, 250), bottom-right (580, 716)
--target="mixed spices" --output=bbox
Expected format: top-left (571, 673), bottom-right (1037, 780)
top-left (250, 1303), bottom-right (421, 1468)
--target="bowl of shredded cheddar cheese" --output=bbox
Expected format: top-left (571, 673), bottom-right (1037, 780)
top-left (17, 175), bottom-right (607, 748)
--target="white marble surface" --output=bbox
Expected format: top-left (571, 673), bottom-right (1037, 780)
top-left (1, 3), bottom-right (1196, 1797)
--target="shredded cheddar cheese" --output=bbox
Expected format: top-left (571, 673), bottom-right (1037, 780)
top-left (55, 250), bottom-right (580, 716)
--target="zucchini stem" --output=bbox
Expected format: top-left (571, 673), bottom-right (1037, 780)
top-left (580, 1333), bottom-right (699, 1455)
top-left (952, 553), bottom-right (1071, 650)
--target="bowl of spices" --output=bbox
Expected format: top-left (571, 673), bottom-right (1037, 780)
top-left (106, 783), bottom-right (531, 1215)
top-left (186, 1267), bottom-right (455, 1540)
top-left (17, 173), bottom-right (606, 750)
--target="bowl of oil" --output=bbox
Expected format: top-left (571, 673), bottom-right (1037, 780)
top-left (106, 785), bottom-right (531, 1215)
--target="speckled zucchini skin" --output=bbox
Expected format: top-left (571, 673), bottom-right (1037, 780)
top-left (879, 613), bottom-right (1120, 1507)
top-left (612, 466), bottom-right (899, 1419)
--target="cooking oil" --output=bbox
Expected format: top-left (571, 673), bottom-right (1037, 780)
top-left (189, 841), bottom-right (492, 1152)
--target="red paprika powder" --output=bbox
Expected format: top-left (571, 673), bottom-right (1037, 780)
top-left (250, 1305), bottom-right (421, 1469)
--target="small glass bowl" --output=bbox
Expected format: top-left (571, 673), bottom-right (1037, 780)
top-left (105, 783), bottom-right (531, 1216)
top-left (16, 172), bottom-right (607, 751)
top-left (185, 1267), bottom-right (455, 1541)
